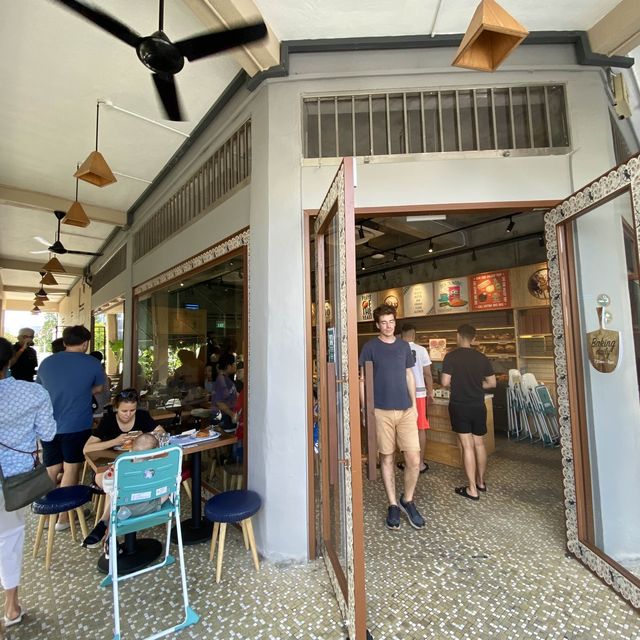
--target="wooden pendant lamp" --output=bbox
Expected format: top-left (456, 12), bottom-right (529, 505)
top-left (33, 298), bottom-right (45, 307)
top-left (42, 256), bottom-right (66, 274)
top-left (452, 0), bottom-right (528, 72)
top-left (31, 305), bottom-right (42, 315)
top-left (74, 102), bottom-right (117, 187)
top-left (40, 270), bottom-right (58, 286)
top-left (63, 168), bottom-right (91, 227)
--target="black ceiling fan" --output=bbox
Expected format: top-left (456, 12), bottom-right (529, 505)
top-left (46, 210), bottom-right (104, 256)
top-left (53, 0), bottom-right (268, 121)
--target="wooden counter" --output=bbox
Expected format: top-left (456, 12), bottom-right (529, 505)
top-left (425, 396), bottom-right (495, 468)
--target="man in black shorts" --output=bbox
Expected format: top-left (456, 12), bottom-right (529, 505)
top-left (441, 324), bottom-right (496, 501)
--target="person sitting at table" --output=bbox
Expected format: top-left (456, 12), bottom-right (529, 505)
top-left (168, 349), bottom-right (204, 390)
top-left (212, 353), bottom-right (238, 433)
top-left (81, 389), bottom-right (164, 548)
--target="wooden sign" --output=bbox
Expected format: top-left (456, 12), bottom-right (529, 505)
top-left (403, 283), bottom-right (434, 317)
top-left (471, 270), bottom-right (511, 310)
top-left (510, 262), bottom-right (550, 308)
top-left (587, 308), bottom-right (620, 373)
top-left (378, 287), bottom-right (404, 318)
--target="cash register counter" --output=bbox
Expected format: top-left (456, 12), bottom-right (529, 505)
top-left (426, 394), bottom-right (495, 468)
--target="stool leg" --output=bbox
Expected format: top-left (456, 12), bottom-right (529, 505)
top-left (45, 514), bottom-right (57, 570)
top-left (241, 520), bottom-right (249, 550)
top-left (223, 470), bottom-right (228, 492)
top-left (183, 479), bottom-right (192, 500)
top-left (209, 522), bottom-right (220, 562)
top-left (76, 506), bottom-right (89, 539)
top-left (68, 510), bottom-right (77, 542)
top-left (207, 459), bottom-right (217, 483)
top-left (33, 515), bottom-right (46, 558)
top-left (215, 523), bottom-right (227, 583)
top-left (245, 518), bottom-right (260, 572)
top-left (235, 475), bottom-right (243, 490)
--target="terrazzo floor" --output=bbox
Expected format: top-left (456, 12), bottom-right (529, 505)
top-left (2, 437), bottom-right (639, 639)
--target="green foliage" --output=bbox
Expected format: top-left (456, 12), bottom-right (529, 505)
top-left (4, 331), bottom-right (17, 345)
top-left (34, 314), bottom-right (58, 352)
top-left (109, 339), bottom-right (124, 363)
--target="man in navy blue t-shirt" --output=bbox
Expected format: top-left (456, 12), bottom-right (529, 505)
top-left (359, 304), bottom-right (425, 531)
top-left (37, 325), bottom-right (104, 530)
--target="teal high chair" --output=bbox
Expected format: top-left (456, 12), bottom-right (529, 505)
top-left (102, 445), bottom-right (199, 640)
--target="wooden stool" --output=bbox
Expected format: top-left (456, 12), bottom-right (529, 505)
top-left (222, 463), bottom-right (243, 491)
top-left (32, 485), bottom-right (92, 570)
top-left (204, 490), bottom-right (261, 583)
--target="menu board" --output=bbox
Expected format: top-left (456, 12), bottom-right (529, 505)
top-left (403, 283), bottom-right (434, 317)
top-left (470, 270), bottom-right (511, 311)
top-left (434, 278), bottom-right (470, 314)
top-left (357, 292), bottom-right (379, 322)
top-left (378, 287), bottom-right (404, 318)
top-left (428, 338), bottom-right (448, 361)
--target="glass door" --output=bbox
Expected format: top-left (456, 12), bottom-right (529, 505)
top-left (546, 155), bottom-right (640, 608)
top-left (314, 158), bottom-right (368, 638)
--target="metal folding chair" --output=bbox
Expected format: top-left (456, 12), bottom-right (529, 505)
top-left (102, 445), bottom-right (198, 640)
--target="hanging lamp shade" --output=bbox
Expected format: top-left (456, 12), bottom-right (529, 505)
top-left (452, 0), bottom-right (528, 72)
top-left (42, 256), bottom-right (66, 274)
top-left (74, 102), bottom-right (117, 187)
top-left (33, 298), bottom-right (45, 307)
top-left (63, 200), bottom-right (91, 227)
top-left (31, 306), bottom-right (41, 315)
top-left (40, 270), bottom-right (58, 286)
top-left (35, 287), bottom-right (48, 298)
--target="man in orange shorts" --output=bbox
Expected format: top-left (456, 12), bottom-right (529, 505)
top-left (359, 305), bottom-right (425, 531)
top-left (401, 324), bottom-right (433, 473)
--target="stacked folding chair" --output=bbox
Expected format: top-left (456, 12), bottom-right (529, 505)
top-left (101, 445), bottom-right (199, 640)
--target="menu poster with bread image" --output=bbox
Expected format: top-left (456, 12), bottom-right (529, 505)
top-left (435, 278), bottom-right (469, 314)
top-left (471, 271), bottom-right (511, 311)
top-left (357, 292), bottom-right (378, 322)
top-left (379, 287), bottom-right (404, 318)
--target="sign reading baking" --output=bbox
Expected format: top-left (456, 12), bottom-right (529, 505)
top-left (470, 270), bottom-right (511, 311)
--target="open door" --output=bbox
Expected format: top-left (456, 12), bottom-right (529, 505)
top-left (314, 158), bottom-right (369, 638)
top-left (546, 154), bottom-right (640, 608)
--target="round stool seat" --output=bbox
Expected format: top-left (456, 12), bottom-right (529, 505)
top-left (204, 490), bottom-right (261, 523)
top-left (32, 485), bottom-right (92, 515)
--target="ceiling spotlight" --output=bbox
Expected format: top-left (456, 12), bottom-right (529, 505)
top-left (360, 260), bottom-right (366, 271)
top-left (428, 239), bottom-right (434, 253)
top-left (471, 249), bottom-right (477, 261)
top-left (393, 252), bottom-right (398, 263)
top-left (409, 263), bottom-right (414, 274)
top-left (506, 216), bottom-right (515, 233)
top-left (358, 225), bottom-right (365, 240)
top-left (382, 272), bottom-right (387, 281)
top-left (433, 259), bottom-right (438, 270)
top-left (538, 235), bottom-right (545, 247)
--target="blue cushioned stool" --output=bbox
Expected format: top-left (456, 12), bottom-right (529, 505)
top-left (32, 485), bottom-right (92, 570)
top-left (204, 490), bottom-right (261, 583)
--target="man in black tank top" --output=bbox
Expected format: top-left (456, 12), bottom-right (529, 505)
top-left (441, 324), bottom-right (496, 501)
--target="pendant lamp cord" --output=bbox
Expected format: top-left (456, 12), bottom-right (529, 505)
top-left (159, 0), bottom-right (164, 31)
top-left (95, 101), bottom-right (100, 151)
top-left (75, 163), bottom-right (80, 200)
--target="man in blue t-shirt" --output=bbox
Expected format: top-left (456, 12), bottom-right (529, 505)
top-left (37, 325), bottom-right (104, 530)
top-left (359, 304), bottom-right (425, 531)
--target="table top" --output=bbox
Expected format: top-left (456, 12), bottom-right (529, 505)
top-left (84, 431), bottom-right (238, 473)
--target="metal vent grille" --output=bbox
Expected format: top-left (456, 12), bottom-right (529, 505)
top-left (303, 85), bottom-right (570, 158)
top-left (134, 120), bottom-right (251, 261)
top-left (92, 244), bottom-right (127, 293)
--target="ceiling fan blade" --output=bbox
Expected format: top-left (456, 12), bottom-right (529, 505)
top-left (152, 73), bottom-right (184, 121)
top-left (30, 250), bottom-right (50, 255)
top-left (175, 22), bottom-right (267, 62)
top-left (54, 0), bottom-right (141, 47)
top-left (66, 249), bottom-right (104, 256)
top-left (34, 236), bottom-right (51, 247)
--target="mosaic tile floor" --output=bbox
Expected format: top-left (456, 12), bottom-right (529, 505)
top-left (3, 437), bottom-right (639, 639)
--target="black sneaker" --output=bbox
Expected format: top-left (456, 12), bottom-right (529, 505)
top-left (82, 520), bottom-right (107, 549)
top-left (386, 505), bottom-right (401, 530)
top-left (399, 494), bottom-right (425, 530)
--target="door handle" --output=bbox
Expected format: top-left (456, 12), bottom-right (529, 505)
top-left (338, 458), bottom-right (351, 469)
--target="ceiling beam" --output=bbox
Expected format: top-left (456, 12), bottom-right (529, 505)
top-left (588, 0), bottom-right (640, 57)
top-left (184, 0), bottom-right (279, 76)
top-left (3, 285), bottom-right (68, 295)
top-left (0, 184), bottom-right (126, 226)
top-left (0, 258), bottom-right (84, 277)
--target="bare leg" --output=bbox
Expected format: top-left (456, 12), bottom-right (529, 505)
top-left (457, 433), bottom-right (478, 497)
top-left (402, 450), bottom-right (421, 502)
top-left (473, 435), bottom-right (487, 488)
top-left (57, 462), bottom-right (83, 524)
top-left (418, 430), bottom-right (428, 471)
top-left (46, 463), bottom-right (62, 485)
top-left (4, 587), bottom-right (20, 621)
top-left (379, 453), bottom-right (397, 506)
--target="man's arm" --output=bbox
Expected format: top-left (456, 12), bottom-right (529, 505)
top-left (406, 368), bottom-right (416, 410)
top-left (91, 384), bottom-right (104, 395)
top-left (440, 372), bottom-right (451, 389)
top-left (482, 375), bottom-right (497, 390)
top-left (423, 365), bottom-right (434, 398)
top-left (359, 366), bottom-right (365, 410)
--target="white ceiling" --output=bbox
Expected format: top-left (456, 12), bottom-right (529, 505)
top-left (0, 0), bottom-right (631, 312)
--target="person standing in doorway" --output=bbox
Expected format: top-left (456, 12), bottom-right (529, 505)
top-left (441, 324), bottom-right (496, 501)
top-left (359, 304), bottom-right (425, 530)
top-left (10, 328), bottom-right (38, 381)
top-left (36, 325), bottom-right (104, 529)
top-left (401, 323), bottom-right (433, 474)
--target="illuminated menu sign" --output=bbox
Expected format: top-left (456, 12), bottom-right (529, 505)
top-left (470, 270), bottom-right (511, 310)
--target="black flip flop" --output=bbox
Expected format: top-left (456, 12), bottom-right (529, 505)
top-left (455, 486), bottom-right (480, 501)
top-left (476, 484), bottom-right (487, 493)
